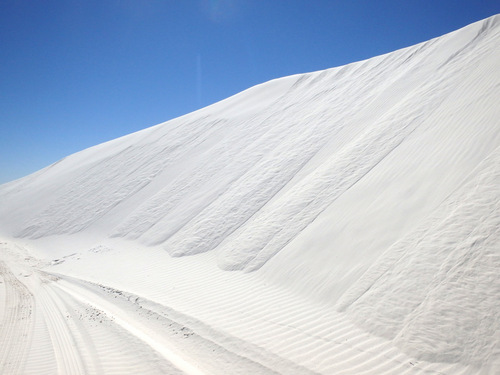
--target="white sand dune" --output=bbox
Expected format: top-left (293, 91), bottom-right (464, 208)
top-left (1, 15), bottom-right (499, 374)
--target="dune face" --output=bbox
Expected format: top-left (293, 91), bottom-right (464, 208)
top-left (1, 15), bottom-right (499, 375)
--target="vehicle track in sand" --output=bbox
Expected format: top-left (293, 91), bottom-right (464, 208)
top-left (35, 276), bottom-right (90, 375)
top-left (0, 242), bottom-right (100, 375)
top-left (0, 260), bottom-right (35, 375)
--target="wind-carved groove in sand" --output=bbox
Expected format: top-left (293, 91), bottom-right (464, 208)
top-left (0, 261), bottom-right (35, 375)
top-left (215, 34), bottom-right (493, 272)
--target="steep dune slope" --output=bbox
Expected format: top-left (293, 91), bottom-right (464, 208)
top-left (0, 15), bottom-right (499, 374)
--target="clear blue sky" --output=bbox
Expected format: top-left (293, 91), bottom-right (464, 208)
top-left (1, 1), bottom-right (499, 184)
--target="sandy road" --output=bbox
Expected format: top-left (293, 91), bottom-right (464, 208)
top-left (0, 260), bottom-right (34, 375)
top-left (0, 244), bottom-right (189, 375)
top-left (35, 280), bottom-right (89, 375)
top-left (0, 244), bottom-right (94, 375)
top-left (53, 278), bottom-right (208, 375)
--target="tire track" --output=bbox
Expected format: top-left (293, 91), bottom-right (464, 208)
top-left (43, 283), bottom-right (104, 375)
top-left (0, 260), bottom-right (35, 375)
top-left (52, 278), bottom-right (210, 375)
top-left (35, 280), bottom-right (88, 375)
